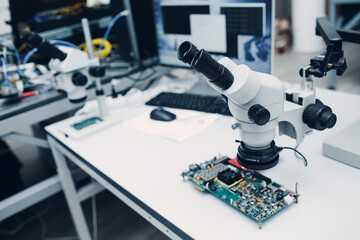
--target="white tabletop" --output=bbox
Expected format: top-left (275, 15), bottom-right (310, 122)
top-left (46, 87), bottom-right (360, 240)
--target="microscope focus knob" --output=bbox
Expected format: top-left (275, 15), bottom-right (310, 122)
top-left (248, 104), bottom-right (270, 126)
top-left (89, 66), bottom-right (105, 78)
top-left (303, 100), bottom-right (337, 130)
top-left (72, 72), bottom-right (88, 86)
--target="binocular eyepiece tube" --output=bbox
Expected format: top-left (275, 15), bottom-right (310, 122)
top-left (22, 31), bottom-right (67, 61)
top-left (177, 41), bottom-right (234, 90)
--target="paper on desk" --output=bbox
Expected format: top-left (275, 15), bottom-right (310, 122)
top-left (122, 108), bottom-right (218, 142)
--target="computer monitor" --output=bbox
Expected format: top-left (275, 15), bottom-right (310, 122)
top-left (153, 0), bottom-right (274, 74)
top-left (112, 0), bottom-right (158, 64)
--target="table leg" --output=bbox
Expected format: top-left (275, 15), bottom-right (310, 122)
top-left (47, 136), bottom-right (92, 240)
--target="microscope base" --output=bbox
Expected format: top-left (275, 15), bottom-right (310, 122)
top-left (237, 141), bottom-right (279, 170)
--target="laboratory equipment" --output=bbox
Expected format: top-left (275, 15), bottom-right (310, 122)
top-left (22, 31), bottom-right (98, 103)
top-left (178, 39), bottom-right (337, 170)
top-left (22, 30), bottom-right (115, 140)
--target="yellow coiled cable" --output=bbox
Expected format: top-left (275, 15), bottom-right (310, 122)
top-left (78, 38), bottom-right (112, 58)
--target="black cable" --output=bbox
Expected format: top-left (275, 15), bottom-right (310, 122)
top-left (278, 146), bottom-right (308, 167)
top-left (127, 67), bottom-right (156, 82)
top-left (127, 67), bottom-right (145, 81)
top-left (0, 202), bottom-right (51, 236)
top-left (101, 65), bottom-right (136, 82)
top-left (294, 143), bottom-right (302, 159)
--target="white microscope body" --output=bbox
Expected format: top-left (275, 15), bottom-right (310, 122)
top-left (178, 41), bottom-right (336, 170)
top-left (23, 31), bottom-right (112, 140)
top-left (213, 57), bottom-right (316, 147)
top-left (23, 31), bottom-right (109, 119)
top-left (22, 31), bottom-right (100, 103)
top-left (215, 57), bottom-right (284, 148)
top-left (49, 46), bottom-right (99, 103)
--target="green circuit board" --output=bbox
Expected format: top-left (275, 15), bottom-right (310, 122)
top-left (72, 117), bottom-right (103, 130)
top-left (181, 156), bottom-right (299, 229)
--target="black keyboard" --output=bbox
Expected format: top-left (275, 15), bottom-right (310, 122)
top-left (145, 92), bottom-right (232, 116)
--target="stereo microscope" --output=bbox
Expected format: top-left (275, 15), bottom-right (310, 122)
top-left (177, 18), bottom-right (343, 170)
top-left (22, 31), bottom-right (115, 139)
top-left (22, 32), bottom-right (106, 103)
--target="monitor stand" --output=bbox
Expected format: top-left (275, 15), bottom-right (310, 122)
top-left (186, 75), bottom-right (219, 96)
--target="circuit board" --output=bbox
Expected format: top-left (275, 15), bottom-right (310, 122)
top-left (181, 156), bottom-right (299, 229)
top-left (72, 117), bottom-right (103, 130)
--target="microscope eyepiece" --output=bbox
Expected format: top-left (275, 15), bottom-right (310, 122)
top-left (178, 41), bottom-right (234, 90)
top-left (178, 41), bottom-right (200, 65)
top-left (22, 31), bottom-right (67, 61)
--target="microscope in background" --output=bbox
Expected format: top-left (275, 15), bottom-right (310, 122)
top-left (178, 17), bottom-right (344, 170)
top-left (22, 31), bottom-right (107, 108)
top-left (22, 29), bottom-right (115, 140)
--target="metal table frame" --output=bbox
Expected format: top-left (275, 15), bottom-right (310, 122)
top-left (0, 84), bottom-right (111, 222)
top-left (46, 133), bottom-right (189, 240)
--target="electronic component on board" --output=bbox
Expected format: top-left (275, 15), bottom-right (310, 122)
top-left (181, 155), bottom-right (300, 229)
top-left (197, 163), bottom-right (227, 182)
top-left (216, 168), bottom-right (242, 187)
top-left (189, 164), bottom-right (200, 172)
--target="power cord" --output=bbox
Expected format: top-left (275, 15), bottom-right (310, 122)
top-left (38, 213), bottom-right (79, 240)
top-left (0, 202), bottom-right (51, 236)
top-left (294, 143), bottom-right (303, 160)
top-left (277, 146), bottom-right (308, 167)
top-left (127, 67), bottom-right (156, 82)
top-left (0, 200), bottom-right (79, 240)
top-left (0, 57), bottom-right (10, 86)
top-left (96, 10), bottom-right (129, 54)
top-left (38, 212), bottom-right (78, 240)
top-left (0, 37), bottom-right (21, 67)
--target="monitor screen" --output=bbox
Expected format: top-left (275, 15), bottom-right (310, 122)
top-left (153, 0), bottom-right (273, 74)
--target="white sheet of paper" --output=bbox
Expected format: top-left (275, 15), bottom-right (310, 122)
top-left (122, 108), bottom-right (218, 142)
top-left (190, 14), bottom-right (226, 53)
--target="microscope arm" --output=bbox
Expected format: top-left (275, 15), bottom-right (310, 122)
top-left (278, 89), bottom-right (315, 144)
top-left (300, 17), bottom-right (347, 78)
top-left (280, 17), bottom-right (339, 144)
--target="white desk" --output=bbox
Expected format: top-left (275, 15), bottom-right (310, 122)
top-left (0, 65), bottom-right (173, 222)
top-left (46, 87), bottom-right (360, 240)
